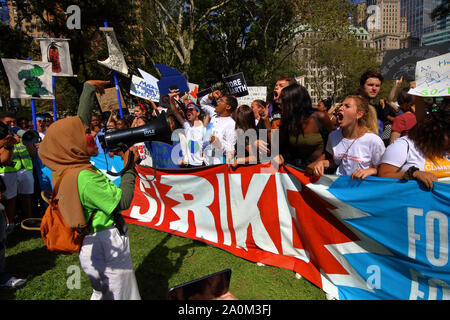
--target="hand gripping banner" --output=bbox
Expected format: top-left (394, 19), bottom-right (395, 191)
top-left (123, 163), bottom-right (450, 300)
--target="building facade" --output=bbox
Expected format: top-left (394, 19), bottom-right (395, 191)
top-left (400, 0), bottom-right (441, 38)
top-left (0, 0), bottom-right (9, 26)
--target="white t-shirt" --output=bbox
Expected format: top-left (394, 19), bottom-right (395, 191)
top-left (381, 136), bottom-right (450, 178)
top-left (183, 121), bottom-right (205, 166)
top-left (200, 95), bottom-right (237, 165)
top-left (326, 129), bottom-right (386, 176)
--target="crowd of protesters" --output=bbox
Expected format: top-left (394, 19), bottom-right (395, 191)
top-left (0, 69), bottom-right (449, 296)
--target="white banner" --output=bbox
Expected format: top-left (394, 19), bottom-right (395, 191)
top-left (409, 52), bottom-right (450, 97)
top-left (1, 58), bottom-right (54, 100)
top-left (39, 39), bottom-right (74, 77)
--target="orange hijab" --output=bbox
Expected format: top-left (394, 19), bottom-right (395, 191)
top-left (38, 116), bottom-right (93, 228)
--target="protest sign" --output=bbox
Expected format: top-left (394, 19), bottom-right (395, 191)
top-left (96, 87), bottom-right (126, 112)
top-left (155, 64), bottom-right (190, 95)
top-left (223, 72), bottom-right (249, 97)
top-left (408, 53), bottom-right (450, 97)
top-left (123, 164), bottom-right (450, 300)
top-left (237, 86), bottom-right (267, 106)
top-left (39, 39), bottom-right (74, 77)
top-left (1, 59), bottom-right (54, 99)
top-left (130, 75), bottom-right (160, 102)
top-left (380, 43), bottom-right (449, 81)
top-left (137, 68), bottom-right (160, 102)
top-left (97, 27), bottom-right (128, 76)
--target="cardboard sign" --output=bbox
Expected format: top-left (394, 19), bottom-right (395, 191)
top-left (96, 87), bottom-right (126, 112)
top-left (223, 72), bottom-right (249, 97)
top-left (408, 52), bottom-right (450, 97)
top-left (237, 86), bottom-right (267, 106)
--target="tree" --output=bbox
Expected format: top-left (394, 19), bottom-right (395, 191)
top-left (140, 0), bottom-right (232, 77)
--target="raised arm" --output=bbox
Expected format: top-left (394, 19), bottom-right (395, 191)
top-left (77, 80), bottom-right (110, 126)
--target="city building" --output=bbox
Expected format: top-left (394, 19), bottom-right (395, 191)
top-left (401, 0), bottom-right (441, 38)
top-left (0, 0), bottom-right (9, 26)
top-left (7, 0), bottom-right (55, 39)
top-left (366, 0), bottom-right (410, 54)
top-left (422, 14), bottom-right (450, 45)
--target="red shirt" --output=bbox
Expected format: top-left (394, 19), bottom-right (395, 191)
top-left (391, 112), bottom-right (416, 136)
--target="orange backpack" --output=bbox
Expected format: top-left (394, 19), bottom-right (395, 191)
top-left (40, 169), bottom-right (96, 255)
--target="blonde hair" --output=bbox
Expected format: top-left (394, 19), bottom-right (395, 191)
top-left (346, 96), bottom-right (378, 135)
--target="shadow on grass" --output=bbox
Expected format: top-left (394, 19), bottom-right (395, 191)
top-left (0, 246), bottom-right (58, 299)
top-left (135, 233), bottom-right (198, 300)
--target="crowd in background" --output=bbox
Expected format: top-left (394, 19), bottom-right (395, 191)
top-left (1, 69), bottom-right (449, 234)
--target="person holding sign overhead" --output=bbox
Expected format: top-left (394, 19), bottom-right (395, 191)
top-left (199, 90), bottom-right (237, 166)
top-left (169, 90), bottom-right (205, 167)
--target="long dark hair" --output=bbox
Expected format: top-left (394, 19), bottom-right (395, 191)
top-left (278, 83), bottom-right (314, 137)
top-left (408, 106), bottom-right (450, 159)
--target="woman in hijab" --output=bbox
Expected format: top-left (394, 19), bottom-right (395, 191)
top-left (38, 80), bottom-right (141, 300)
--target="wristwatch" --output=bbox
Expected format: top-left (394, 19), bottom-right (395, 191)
top-left (402, 166), bottom-right (419, 180)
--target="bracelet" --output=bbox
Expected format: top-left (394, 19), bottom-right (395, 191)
top-left (402, 166), bottom-right (419, 180)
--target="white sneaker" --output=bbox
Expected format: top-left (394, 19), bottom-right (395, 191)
top-left (0, 276), bottom-right (26, 289)
top-left (295, 273), bottom-right (303, 279)
top-left (256, 262), bottom-right (265, 266)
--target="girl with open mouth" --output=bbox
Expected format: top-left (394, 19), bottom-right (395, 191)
top-left (306, 96), bottom-right (386, 180)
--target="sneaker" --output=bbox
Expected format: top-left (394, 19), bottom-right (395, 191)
top-left (0, 276), bottom-right (26, 289)
top-left (295, 273), bottom-right (303, 279)
top-left (256, 262), bottom-right (265, 267)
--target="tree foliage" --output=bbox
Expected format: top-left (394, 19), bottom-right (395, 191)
top-left (1, 0), bottom-right (382, 111)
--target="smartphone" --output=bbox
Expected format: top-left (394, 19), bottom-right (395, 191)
top-left (168, 269), bottom-right (231, 300)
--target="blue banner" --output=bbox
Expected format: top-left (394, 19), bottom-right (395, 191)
top-left (325, 176), bottom-right (450, 300)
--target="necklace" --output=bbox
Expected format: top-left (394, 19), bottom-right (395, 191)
top-left (335, 135), bottom-right (361, 168)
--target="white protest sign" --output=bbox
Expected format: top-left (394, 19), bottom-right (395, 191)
top-left (39, 38), bottom-right (74, 77)
top-left (137, 68), bottom-right (160, 102)
top-left (237, 86), bottom-right (267, 106)
top-left (1, 59), bottom-right (54, 99)
top-left (408, 52), bottom-right (450, 97)
top-left (130, 75), bottom-right (160, 101)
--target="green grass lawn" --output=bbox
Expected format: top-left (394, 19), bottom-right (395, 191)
top-left (1, 223), bottom-right (326, 300)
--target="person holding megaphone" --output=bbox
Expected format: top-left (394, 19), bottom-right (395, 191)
top-left (38, 80), bottom-right (141, 300)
